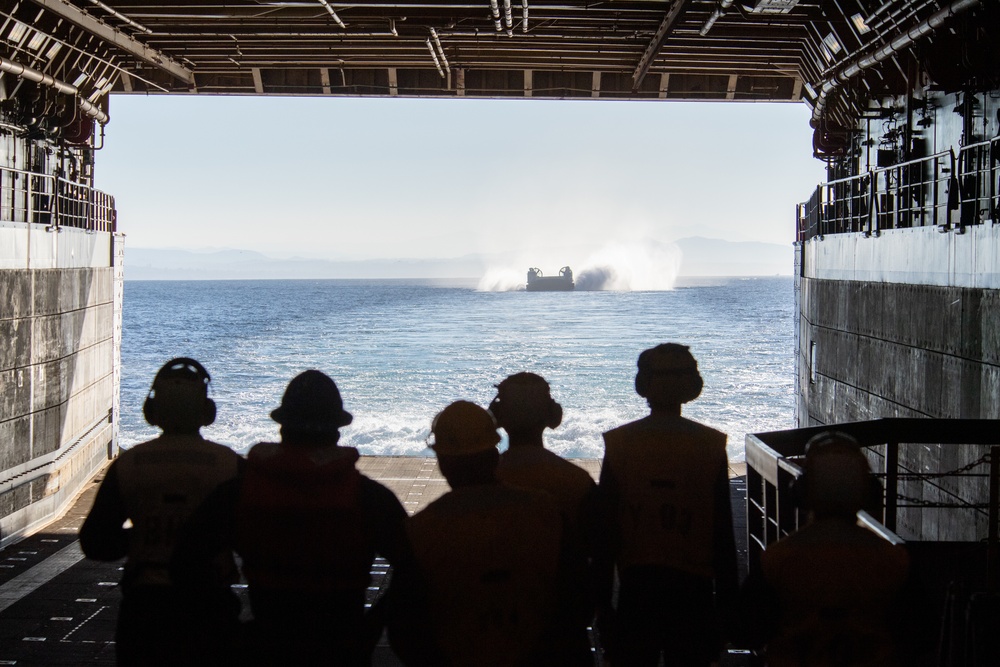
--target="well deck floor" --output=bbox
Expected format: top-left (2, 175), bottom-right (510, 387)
top-left (0, 456), bottom-right (747, 666)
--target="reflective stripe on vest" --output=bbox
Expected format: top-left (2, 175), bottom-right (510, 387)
top-left (604, 420), bottom-right (727, 577)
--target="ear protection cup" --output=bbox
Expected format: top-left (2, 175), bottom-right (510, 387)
top-left (202, 398), bottom-right (217, 427)
top-left (547, 401), bottom-right (563, 429)
top-left (143, 358), bottom-right (214, 428)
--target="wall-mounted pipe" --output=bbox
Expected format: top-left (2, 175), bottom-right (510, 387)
top-left (0, 55), bottom-right (108, 124)
top-left (811, 0), bottom-right (980, 126)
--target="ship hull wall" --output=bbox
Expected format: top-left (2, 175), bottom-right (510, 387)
top-left (0, 125), bottom-right (121, 547)
top-left (796, 225), bottom-right (1000, 541)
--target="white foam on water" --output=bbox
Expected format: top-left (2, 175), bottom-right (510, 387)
top-left (478, 240), bottom-right (682, 292)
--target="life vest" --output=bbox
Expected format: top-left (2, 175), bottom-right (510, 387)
top-left (497, 447), bottom-right (595, 529)
top-left (761, 519), bottom-right (910, 667)
top-left (236, 443), bottom-right (372, 594)
top-left (602, 416), bottom-right (728, 577)
top-left (407, 485), bottom-right (563, 667)
top-left (115, 434), bottom-right (242, 587)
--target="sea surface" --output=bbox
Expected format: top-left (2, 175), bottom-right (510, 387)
top-left (120, 276), bottom-right (797, 461)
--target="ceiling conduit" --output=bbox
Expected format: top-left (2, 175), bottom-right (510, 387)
top-left (0, 55), bottom-right (109, 124)
top-left (811, 0), bottom-right (980, 126)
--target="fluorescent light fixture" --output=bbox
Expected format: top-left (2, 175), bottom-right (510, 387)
top-left (851, 13), bottom-right (872, 34)
top-left (73, 72), bottom-right (89, 87)
top-left (822, 33), bottom-right (842, 54)
top-left (45, 42), bottom-right (62, 60)
top-left (8, 22), bottom-right (28, 43)
top-left (27, 32), bottom-right (47, 51)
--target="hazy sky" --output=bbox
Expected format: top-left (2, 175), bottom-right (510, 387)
top-left (96, 95), bottom-right (826, 262)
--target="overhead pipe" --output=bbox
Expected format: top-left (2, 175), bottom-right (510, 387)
top-left (489, 0), bottom-right (503, 32)
top-left (317, 0), bottom-right (347, 28)
top-left (426, 38), bottom-right (445, 77)
top-left (811, 0), bottom-right (980, 125)
top-left (699, 0), bottom-right (734, 37)
top-left (430, 27), bottom-right (449, 70)
top-left (503, 0), bottom-right (513, 36)
top-left (0, 55), bottom-right (108, 124)
top-left (522, 0), bottom-right (529, 33)
top-left (85, 0), bottom-right (152, 34)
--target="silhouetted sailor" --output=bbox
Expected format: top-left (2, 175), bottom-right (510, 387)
top-left (597, 343), bottom-right (738, 667)
top-left (80, 358), bottom-right (243, 667)
top-left (741, 432), bottom-right (910, 667)
top-left (390, 401), bottom-right (569, 666)
top-left (235, 370), bottom-right (409, 666)
top-left (490, 372), bottom-right (597, 664)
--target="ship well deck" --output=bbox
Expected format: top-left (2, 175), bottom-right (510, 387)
top-left (0, 456), bottom-right (748, 666)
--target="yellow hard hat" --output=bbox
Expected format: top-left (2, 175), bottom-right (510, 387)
top-left (429, 401), bottom-right (501, 456)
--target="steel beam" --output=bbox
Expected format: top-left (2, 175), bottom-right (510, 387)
top-left (28, 0), bottom-right (193, 84)
top-left (632, 0), bottom-right (689, 90)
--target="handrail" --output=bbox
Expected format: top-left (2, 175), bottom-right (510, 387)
top-left (0, 164), bottom-right (115, 233)
top-left (797, 138), bottom-right (1000, 241)
top-left (745, 418), bottom-right (1000, 588)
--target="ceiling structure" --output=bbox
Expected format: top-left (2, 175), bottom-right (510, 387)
top-left (0, 0), bottom-right (989, 133)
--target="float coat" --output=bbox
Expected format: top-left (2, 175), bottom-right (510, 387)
top-left (602, 415), bottom-right (729, 578)
top-left (760, 518), bottom-right (910, 667)
top-left (84, 434), bottom-right (242, 588)
top-left (407, 485), bottom-right (563, 666)
top-left (236, 442), bottom-right (373, 594)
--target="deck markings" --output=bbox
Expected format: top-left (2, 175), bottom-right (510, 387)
top-left (63, 606), bottom-right (107, 641)
top-left (0, 542), bottom-right (85, 613)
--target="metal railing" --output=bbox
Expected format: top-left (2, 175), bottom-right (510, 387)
top-left (0, 165), bottom-right (115, 232)
top-left (797, 138), bottom-right (1000, 241)
top-left (745, 418), bottom-right (1000, 589)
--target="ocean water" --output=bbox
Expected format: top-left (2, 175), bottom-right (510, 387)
top-left (120, 276), bottom-right (796, 460)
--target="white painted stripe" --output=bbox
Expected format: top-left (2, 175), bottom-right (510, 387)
top-left (0, 542), bottom-right (85, 613)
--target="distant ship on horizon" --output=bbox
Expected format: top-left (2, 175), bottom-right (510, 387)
top-left (526, 266), bottom-right (575, 291)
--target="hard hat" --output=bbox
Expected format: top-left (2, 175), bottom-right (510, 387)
top-left (799, 431), bottom-right (874, 516)
top-left (270, 370), bottom-right (353, 432)
top-left (429, 401), bottom-right (501, 456)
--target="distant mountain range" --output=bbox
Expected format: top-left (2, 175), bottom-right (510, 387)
top-left (123, 237), bottom-right (793, 280)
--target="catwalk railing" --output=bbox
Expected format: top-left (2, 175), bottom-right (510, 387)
top-left (745, 419), bottom-right (1000, 587)
top-left (0, 165), bottom-right (115, 233)
top-left (797, 137), bottom-right (1000, 241)
top-left (746, 419), bottom-right (1000, 667)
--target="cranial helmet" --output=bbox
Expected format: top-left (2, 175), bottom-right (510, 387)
top-left (429, 401), bottom-right (501, 456)
top-left (489, 372), bottom-right (563, 431)
top-left (270, 370), bottom-right (353, 433)
top-left (143, 357), bottom-right (216, 430)
top-left (634, 343), bottom-right (703, 404)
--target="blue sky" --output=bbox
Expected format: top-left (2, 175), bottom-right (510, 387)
top-left (96, 95), bottom-right (826, 262)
